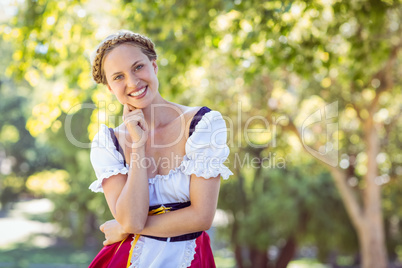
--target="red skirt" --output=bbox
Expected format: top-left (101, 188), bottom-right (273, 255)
top-left (88, 231), bottom-right (215, 268)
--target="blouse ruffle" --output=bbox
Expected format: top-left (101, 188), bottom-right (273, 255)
top-left (89, 124), bottom-right (127, 193)
top-left (181, 110), bottom-right (232, 180)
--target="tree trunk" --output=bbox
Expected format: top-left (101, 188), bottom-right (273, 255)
top-left (357, 116), bottom-right (388, 268)
top-left (357, 222), bottom-right (388, 268)
top-left (234, 244), bottom-right (245, 268)
top-left (250, 247), bottom-right (268, 268)
top-left (328, 114), bottom-right (388, 268)
top-left (275, 236), bottom-right (297, 268)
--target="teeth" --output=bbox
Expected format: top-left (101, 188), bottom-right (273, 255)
top-left (129, 87), bottom-right (146, 97)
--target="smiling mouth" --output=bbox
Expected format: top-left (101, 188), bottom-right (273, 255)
top-left (128, 86), bottom-right (147, 97)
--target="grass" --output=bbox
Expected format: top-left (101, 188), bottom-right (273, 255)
top-left (1, 242), bottom-right (362, 268)
top-left (213, 248), bottom-right (237, 268)
top-left (0, 242), bottom-right (97, 268)
top-left (288, 258), bottom-right (330, 268)
top-left (0, 240), bottom-right (237, 268)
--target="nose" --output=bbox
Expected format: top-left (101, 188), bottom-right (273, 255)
top-left (127, 73), bottom-right (140, 88)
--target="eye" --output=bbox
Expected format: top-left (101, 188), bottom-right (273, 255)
top-left (135, 64), bottom-right (144, 71)
top-left (114, 74), bottom-right (123, 80)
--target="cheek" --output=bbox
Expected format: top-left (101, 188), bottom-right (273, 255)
top-left (109, 86), bottom-right (125, 100)
top-left (114, 95), bottom-right (126, 105)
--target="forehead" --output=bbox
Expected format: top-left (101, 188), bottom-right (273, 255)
top-left (103, 44), bottom-right (148, 73)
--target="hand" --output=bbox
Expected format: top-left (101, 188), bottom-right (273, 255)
top-left (100, 219), bottom-right (130, 246)
top-left (123, 104), bottom-right (149, 148)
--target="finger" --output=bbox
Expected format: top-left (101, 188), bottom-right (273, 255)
top-left (99, 224), bottom-right (105, 232)
top-left (123, 106), bottom-right (142, 121)
top-left (123, 104), bottom-right (130, 118)
top-left (138, 117), bottom-right (148, 132)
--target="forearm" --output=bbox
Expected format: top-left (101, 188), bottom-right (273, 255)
top-left (137, 174), bottom-right (220, 237)
top-left (106, 174), bottom-right (220, 238)
top-left (139, 175), bottom-right (220, 237)
top-left (140, 205), bottom-right (214, 237)
top-left (115, 146), bottom-right (149, 233)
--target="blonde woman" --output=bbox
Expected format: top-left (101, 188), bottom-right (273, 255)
top-left (88, 30), bottom-right (232, 268)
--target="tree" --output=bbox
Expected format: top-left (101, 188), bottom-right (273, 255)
top-left (1, 0), bottom-right (114, 247)
top-left (221, 1), bottom-right (401, 267)
top-left (0, 32), bottom-right (60, 210)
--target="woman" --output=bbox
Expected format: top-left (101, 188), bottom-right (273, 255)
top-left (88, 30), bottom-right (232, 268)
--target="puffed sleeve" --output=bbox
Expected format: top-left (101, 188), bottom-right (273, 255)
top-left (89, 124), bottom-right (128, 193)
top-left (181, 110), bottom-right (233, 180)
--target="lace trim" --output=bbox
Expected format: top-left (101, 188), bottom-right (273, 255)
top-left (180, 239), bottom-right (197, 268)
top-left (147, 155), bottom-right (232, 184)
top-left (88, 167), bottom-right (129, 193)
top-left (129, 236), bottom-right (144, 268)
top-left (180, 157), bottom-right (233, 180)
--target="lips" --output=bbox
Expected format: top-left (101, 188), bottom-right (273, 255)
top-left (128, 86), bottom-right (147, 98)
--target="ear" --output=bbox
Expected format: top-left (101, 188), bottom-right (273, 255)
top-left (152, 60), bottom-right (158, 75)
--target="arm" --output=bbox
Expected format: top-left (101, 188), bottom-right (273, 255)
top-left (101, 174), bottom-right (220, 244)
top-left (140, 174), bottom-right (221, 237)
top-left (102, 105), bottom-right (150, 234)
top-left (102, 146), bottom-right (149, 234)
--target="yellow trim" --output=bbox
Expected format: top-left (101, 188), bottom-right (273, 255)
top-left (126, 205), bottom-right (172, 267)
top-left (126, 235), bottom-right (140, 268)
top-left (149, 206), bottom-right (172, 215)
top-left (115, 236), bottom-right (128, 254)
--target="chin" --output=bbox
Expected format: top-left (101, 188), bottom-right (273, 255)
top-left (128, 97), bottom-right (153, 109)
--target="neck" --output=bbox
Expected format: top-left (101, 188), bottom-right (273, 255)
top-left (141, 94), bottom-right (181, 131)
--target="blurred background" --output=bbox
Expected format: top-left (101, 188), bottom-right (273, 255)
top-left (0, 0), bottom-right (401, 267)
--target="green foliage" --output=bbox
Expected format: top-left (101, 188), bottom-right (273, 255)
top-left (1, 0), bottom-right (111, 246)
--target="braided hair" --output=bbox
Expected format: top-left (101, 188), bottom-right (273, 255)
top-left (91, 30), bottom-right (157, 85)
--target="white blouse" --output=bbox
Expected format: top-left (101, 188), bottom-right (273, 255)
top-left (89, 110), bottom-right (233, 268)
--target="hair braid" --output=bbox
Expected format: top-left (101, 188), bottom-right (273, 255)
top-left (91, 30), bottom-right (157, 85)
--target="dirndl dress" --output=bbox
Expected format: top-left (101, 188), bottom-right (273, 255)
top-left (88, 107), bottom-right (233, 267)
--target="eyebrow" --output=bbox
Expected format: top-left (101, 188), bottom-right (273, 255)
top-left (111, 60), bottom-right (142, 77)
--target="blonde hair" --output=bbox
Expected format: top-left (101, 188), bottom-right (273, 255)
top-left (91, 30), bottom-right (157, 85)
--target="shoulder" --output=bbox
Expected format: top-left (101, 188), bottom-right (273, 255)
top-left (89, 124), bottom-right (127, 192)
top-left (90, 123), bottom-right (124, 164)
top-left (180, 106), bottom-right (226, 140)
top-left (168, 104), bottom-right (204, 138)
top-left (186, 108), bottom-right (228, 148)
top-left (180, 105), bottom-right (204, 123)
top-left (182, 108), bottom-right (233, 180)
top-left (92, 124), bottom-right (112, 147)
top-left (189, 108), bottom-right (225, 130)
